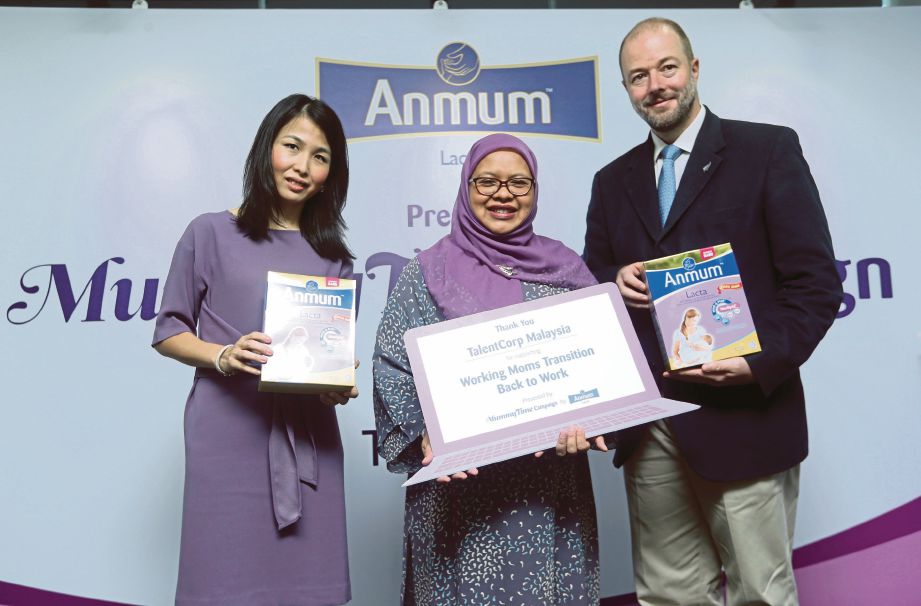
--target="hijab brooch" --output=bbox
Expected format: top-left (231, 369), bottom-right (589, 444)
top-left (496, 265), bottom-right (517, 277)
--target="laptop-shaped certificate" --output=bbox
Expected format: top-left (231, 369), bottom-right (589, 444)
top-left (402, 282), bottom-right (698, 486)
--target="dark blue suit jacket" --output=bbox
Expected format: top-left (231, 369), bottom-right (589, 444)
top-left (584, 109), bottom-right (842, 482)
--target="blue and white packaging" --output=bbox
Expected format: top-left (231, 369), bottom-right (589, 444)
top-left (643, 244), bottom-right (761, 370)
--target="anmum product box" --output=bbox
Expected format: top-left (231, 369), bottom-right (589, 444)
top-left (643, 243), bottom-right (761, 370)
top-left (259, 272), bottom-right (356, 394)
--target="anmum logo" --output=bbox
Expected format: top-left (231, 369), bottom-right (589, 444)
top-left (436, 43), bottom-right (480, 86)
top-left (317, 42), bottom-right (600, 141)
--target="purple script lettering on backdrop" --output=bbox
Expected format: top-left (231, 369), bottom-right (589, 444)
top-left (361, 429), bottom-right (379, 466)
top-left (6, 258), bottom-right (159, 324)
top-left (359, 249), bottom-right (419, 468)
top-left (364, 251), bottom-right (415, 297)
top-left (835, 257), bottom-right (893, 319)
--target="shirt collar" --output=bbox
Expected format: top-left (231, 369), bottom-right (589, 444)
top-left (651, 105), bottom-right (707, 161)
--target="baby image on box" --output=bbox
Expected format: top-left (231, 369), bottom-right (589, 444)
top-left (272, 325), bottom-right (316, 380)
top-left (671, 307), bottom-right (714, 369)
top-left (643, 243), bottom-right (761, 371)
top-left (259, 271), bottom-right (357, 394)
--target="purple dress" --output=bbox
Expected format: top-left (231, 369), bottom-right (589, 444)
top-left (153, 211), bottom-right (351, 606)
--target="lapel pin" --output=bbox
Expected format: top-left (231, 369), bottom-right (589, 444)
top-left (702, 161), bottom-right (712, 173)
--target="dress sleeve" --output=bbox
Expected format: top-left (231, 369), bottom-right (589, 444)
top-left (338, 259), bottom-right (355, 279)
top-left (152, 220), bottom-right (207, 347)
top-left (372, 258), bottom-right (440, 474)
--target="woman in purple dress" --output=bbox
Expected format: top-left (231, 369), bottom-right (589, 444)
top-left (153, 94), bottom-right (356, 606)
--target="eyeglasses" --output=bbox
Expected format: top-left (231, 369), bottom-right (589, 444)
top-left (469, 176), bottom-right (534, 197)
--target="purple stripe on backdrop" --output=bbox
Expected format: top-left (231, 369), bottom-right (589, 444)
top-left (3, 496), bottom-right (919, 605)
top-left (795, 529), bottom-right (921, 606)
top-left (601, 593), bottom-right (639, 605)
top-left (792, 495), bottom-right (921, 567)
top-left (600, 496), bottom-right (921, 605)
top-left (0, 581), bottom-right (137, 606)
top-left (604, 531), bottom-right (921, 606)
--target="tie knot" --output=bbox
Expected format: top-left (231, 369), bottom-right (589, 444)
top-left (661, 144), bottom-right (681, 162)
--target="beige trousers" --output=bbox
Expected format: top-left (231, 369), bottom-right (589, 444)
top-left (624, 420), bottom-right (800, 606)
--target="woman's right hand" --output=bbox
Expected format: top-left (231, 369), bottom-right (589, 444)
top-left (421, 430), bottom-right (478, 483)
top-left (219, 331), bottom-right (274, 376)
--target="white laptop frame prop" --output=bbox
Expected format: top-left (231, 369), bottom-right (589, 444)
top-left (402, 282), bottom-right (698, 486)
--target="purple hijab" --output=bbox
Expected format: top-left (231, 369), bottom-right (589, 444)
top-left (418, 133), bottom-right (597, 320)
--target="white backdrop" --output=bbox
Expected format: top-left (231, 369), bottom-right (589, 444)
top-left (1, 7), bottom-right (919, 605)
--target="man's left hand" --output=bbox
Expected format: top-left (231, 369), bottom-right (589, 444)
top-left (664, 357), bottom-right (755, 386)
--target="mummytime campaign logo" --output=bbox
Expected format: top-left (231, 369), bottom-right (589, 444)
top-left (317, 42), bottom-right (600, 141)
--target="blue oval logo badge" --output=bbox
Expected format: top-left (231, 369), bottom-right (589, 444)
top-left (436, 42), bottom-right (481, 86)
top-left (682, 257), bottom-right (696, 271)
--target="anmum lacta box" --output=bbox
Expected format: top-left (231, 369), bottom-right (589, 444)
top-left (259, 272), bottom-right (356, 394)
top-left (643, 243), bottom-right (761, 370)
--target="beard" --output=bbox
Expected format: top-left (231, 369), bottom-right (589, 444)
top-left (633, 77), bottom-right (698, 133)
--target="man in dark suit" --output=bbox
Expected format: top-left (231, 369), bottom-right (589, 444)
top-left (583, 17), bottom-right (842, 605)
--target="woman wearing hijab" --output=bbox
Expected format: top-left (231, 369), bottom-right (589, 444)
top-left (373, 134), bottom-right (604, 605)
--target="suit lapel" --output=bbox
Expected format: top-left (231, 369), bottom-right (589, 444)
top-left (624, 137), bottom-right (661, 242)
top-left (660, 110), bottom-right (726, 241)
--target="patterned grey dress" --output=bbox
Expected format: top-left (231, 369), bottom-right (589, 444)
top-left (373, 258), bottom-right (599, 606)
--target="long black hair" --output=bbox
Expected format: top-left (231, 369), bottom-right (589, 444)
top-left (236, 94), bottom-right (354, 262)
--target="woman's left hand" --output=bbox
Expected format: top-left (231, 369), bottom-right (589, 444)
top-left (318, 386), bottom-right (358, 406)
top-left (318, 360), bottom-right (360, 405)
top-left (534, 426), bottom-right (608, 458)
top-left (421, 431), bottom-right (478, 483)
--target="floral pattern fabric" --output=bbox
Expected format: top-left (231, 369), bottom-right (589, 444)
top-left (373, 258), bottom-right (600, 606)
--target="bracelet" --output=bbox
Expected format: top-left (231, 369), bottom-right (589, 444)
top-left (214, 344), bottom-right (235, 376)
